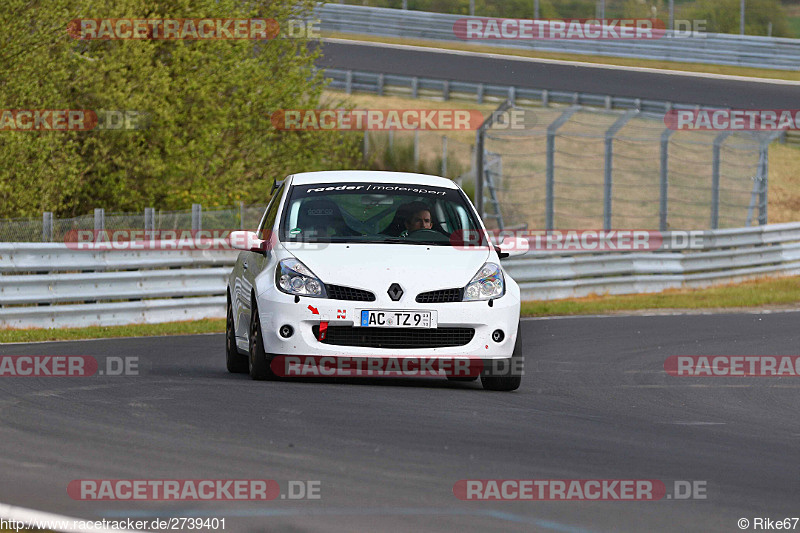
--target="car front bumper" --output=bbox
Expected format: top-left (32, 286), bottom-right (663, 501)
top-left (254, 286), bottom-right (520, 360)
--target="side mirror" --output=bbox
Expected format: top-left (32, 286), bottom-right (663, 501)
top-left (495, 236), bottom-right (529, 259)
top-left (229, 230), bottom-right (266, 253)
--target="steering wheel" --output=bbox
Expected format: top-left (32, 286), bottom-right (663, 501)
top-left (405, 229), bottom-right (450, 242)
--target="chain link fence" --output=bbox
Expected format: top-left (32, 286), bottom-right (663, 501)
top-left (0, 204), bottom-right (268, 243)
top-left (479, 103), bottom-right (777, 231)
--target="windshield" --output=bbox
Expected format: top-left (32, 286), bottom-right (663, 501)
top-left (280, 181), bottom-right (487, 246)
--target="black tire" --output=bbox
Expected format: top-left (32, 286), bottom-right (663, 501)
top-left (226, 296), bottom-right (248, 374)
top-left (248, 301), bottom-right (276, 380)
top-left (480, 322), bottom-right (523, 391)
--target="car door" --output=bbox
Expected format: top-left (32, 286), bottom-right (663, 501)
top-left (236, 183), bottom-right (286, 341)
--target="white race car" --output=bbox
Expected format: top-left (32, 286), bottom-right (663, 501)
top-left (226, 171), bottom-right (528, 390)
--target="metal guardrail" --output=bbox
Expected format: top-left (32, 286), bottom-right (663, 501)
top-left (2, 223), bottom-right (800, 329)
top-left (504, 222), bottom-right (800, 300)
top-left (0, 245), bottom-right (237, 329)
top-left (317, 4), bottom-right (800, 71)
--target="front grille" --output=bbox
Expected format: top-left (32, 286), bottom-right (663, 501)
top-left (416, 288), bottom-right (463, 303)
top-left (311, 326), bottom-right (474, 348)
top-left (325, 284), bottom-right (376, 302)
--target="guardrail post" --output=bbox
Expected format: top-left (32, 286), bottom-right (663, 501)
top-left (604, 110), bottom-right (637, 230)
top-left (345, 70), bottom-right (352, 94)
top-left (192, 204), bottom-right (202, 232)
top-left (477, 84), bottom-right (484, 104)
top-left (508, 86), bottom-right (516, 106)
top-left (604, 95), bottom-right (612, 110)
top-left (442, 80), bottom-right (450, 101)
top-left (441, 135), bottom-right (448, 177)
top-left (411, 77), bottom-right (418, 99)
top-left (42, 212), bottom-right (53, 242)
top-left (377, 73), bottom-right (384, 96)
top-left (659, 129), bottom-right (674, 231)
top-left (711, 131), bottom-right (732, 229)
top-left (546, 106), bottom-right (580, 230)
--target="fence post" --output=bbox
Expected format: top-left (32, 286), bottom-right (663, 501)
top-left (758, 139), bottom-right (770, 225)
top-left (42, 212), bottom-right (53, 242)
top-left (546, 106), bottom-right (580, 230)
top-left (144, 207), bottom-right (155, 233)
top-left (711, 131), bottom-right (732, 229)
top-left (94, 208), bottom-right (105, 236)
top-left (603, 110), bottom-right (637, 230)
top-left (238, 202), bottom-right (245, 230)
top-left (441, 135), bottom-right (448, 177)
top-left (659, 129), bottom-right (674, 232)
top-left (363, 131), bottom-right (369, 163)
top-left (192, 203), bottom-right (202, 232)
top-left (388, 130), bottom-right (394, 151)
top-left (413, 130), bottom-right (419, 171)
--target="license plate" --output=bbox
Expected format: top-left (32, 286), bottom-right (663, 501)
top-left (360, 310), bottom-right (434, 328)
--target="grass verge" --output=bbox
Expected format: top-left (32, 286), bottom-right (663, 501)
top-left (324, 32), bottom-right (800, 82)
top-left (521, 275), bottom-right (800, 316)
top-left (0, 319), bottom-right (225, 344)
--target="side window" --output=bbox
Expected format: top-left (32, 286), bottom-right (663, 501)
top-left (257, 185), bottom-right (285, 240)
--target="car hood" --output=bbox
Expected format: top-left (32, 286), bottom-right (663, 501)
top-left (282, 243), bottom-right (491, 297)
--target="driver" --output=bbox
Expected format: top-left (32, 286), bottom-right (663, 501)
top-left (402, 202), bottom-right (433, 235)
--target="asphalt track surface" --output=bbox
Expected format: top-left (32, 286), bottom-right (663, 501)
top-left (1, 312), bottom-right (800, 532)
top-left (317, 40), bottom-right (800, 109)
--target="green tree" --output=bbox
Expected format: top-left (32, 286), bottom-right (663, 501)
top-left (0, 0), bottom-right (361, 217)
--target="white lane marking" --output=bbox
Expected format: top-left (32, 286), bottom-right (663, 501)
top-left (522, 308), bottom-right (800, 320)
top-left (670, 421), bottom-right (726, 425)
top-left (324, 37), bottom-right (800, 86)
top-left (0, 502), bottom-right (150, 533)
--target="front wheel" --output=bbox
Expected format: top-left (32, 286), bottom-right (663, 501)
top-left (249, 303), bottom-right (276, 381)
top-left (480, 322), bottom-right (523, 391)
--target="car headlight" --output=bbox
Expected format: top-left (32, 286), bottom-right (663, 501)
top-left (276, 258), bottom-right (327, 298)
top-left (463, 262), bottom-right (505, 301)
